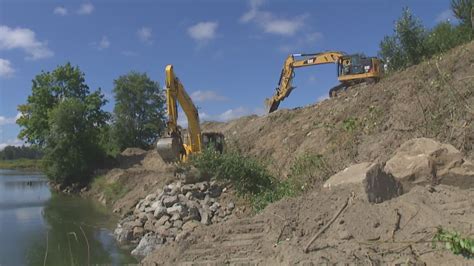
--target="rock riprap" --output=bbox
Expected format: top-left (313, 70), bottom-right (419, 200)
top-left (114, 180), bottom-right (234, 257)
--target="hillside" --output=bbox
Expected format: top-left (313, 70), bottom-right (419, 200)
top-left (90, 41), bottom-right (474, 264)
top-left (202, 42), bottom-right (473, 181)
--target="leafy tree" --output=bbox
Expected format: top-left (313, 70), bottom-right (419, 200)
top-left (395, 8), bottom-right (428, 65)
top-left (379, 36), bottom-right (405, 71)
top-left (17, 63), bottom-right (108, 146)
top-left (379, 8), bottom-right (428, 71)
top-left (43, 98), bottom-right (106, 185)
top-left (451, 0), bottom-right (473, 27)
top-left (17, 63), bottom-right (109, 185)
top-left (112, 72), bottom-right (166, 151)
top-left (426, 22), bottom-right (471, 55)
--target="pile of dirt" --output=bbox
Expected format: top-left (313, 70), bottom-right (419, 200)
top-left (202, 42), bottom-right (474, 182)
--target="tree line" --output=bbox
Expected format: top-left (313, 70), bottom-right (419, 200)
top-left (379, 0), bottom-right (473, 71)
top-left (16, 64), bottom-right (166, 185)
top-left (0, 145), bottom-right (43, 160)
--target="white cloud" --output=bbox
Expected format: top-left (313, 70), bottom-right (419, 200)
top-left (188, 22), bottom-right (218, 42)
top-left (0, 138), bottom-right (24, 150)
top-left (137, 27), bottom-right (152, 43)
top-left (0, 112), bottom-right (20, 126)
top-left (278, 31), bottom-right (323, 52)
top-left (77, 3), bottom-right (94, 15)
top-left (98, 36), bottom-right (110, 49)
top-left (53, 6), bottom-right (68, 16)
top-left (191, 90), bottom-right (228, 102)
top-left (216, 106), bottom-right (264, 121)
top-left (240, 0), bottom-right (306, 36)
top-left (240, 0), bottom-right (265, 23)
top-left (0, 25), bottom-right (54, 60)
top-left (436, 9), bottom-right (455, 23)
top-left (176, 106), bottom-right (262, 127)
top-left (0, 58), bottom-right (15, 78)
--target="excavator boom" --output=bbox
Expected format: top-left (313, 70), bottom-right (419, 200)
top-left (265, 51), bottom-right (344, 113)
top-left (156, 65), bottom-right (202, 162)
top-left (265, 51), bottom-right (384, 113)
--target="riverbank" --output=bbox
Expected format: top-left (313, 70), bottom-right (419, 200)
top-left (0, 159), bottom-right (42, 170)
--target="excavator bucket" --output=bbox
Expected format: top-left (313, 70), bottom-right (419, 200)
top-left (265, 98), bottom-right (280, 114)
top-left (156, 136), bottom-right (183, 163)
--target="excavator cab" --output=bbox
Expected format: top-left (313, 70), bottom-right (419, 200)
top-left (337, 54), bottom-right (383, 83)
top-left (201, 132), bottom-right (225, 154)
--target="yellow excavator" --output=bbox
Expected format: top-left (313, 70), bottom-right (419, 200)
top-left (265, 51), bottom-right (384, 113)
top-left (156, 65), bottom-right (224, 163)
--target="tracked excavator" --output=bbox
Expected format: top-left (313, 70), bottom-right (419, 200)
top-left (265, 51), bottom-right (384, 113)
top-left (156, 65), bottom-right (224, 163)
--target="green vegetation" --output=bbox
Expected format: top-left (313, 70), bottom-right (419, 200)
top-left (110, 72), bottom-right (166, 153)
top-left (17, 63), bottom-right (109, 185)
top-left (288, 153), bottom-right (333, 189)
top-left (191, 149), bottom-right (331, 211)
top-left (342, 117), bottom-right (358, 133)
top-left (190, 149), bottom-right (274, 196)
top-left (0, 159), bottom-right (42, 170)
top-left (91, 175), bottom-right (129, 203)
top-left (0, 145), bottom-right (43, 160)
top-left (15, 64), bottom-right (166, 187)
top-left (433, 227), bottom-right (474, 257)
top-left (380, 2), bottom-right (473, 72)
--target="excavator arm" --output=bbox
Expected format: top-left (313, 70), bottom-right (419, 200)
top-left (265, 51), bottom-right (344, 113)
top-left (156, 65), bottom-right (202, 162)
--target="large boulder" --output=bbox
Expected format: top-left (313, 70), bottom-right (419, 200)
top-left (384, 138), bottom-right (474, 189)
top-left (324, 162), bottom-right (403, 203)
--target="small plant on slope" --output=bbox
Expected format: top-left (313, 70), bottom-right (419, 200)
top-left (433, 227), bottom-right (474, 258)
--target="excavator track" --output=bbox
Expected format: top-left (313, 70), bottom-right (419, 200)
top-left (179, 219), bottom-right (268, 265)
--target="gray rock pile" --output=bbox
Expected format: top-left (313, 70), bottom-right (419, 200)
top-left (114, 180), bottom-right (235, 257)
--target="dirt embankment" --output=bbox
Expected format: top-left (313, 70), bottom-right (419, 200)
top-left (88, 42), bottom-right (474, 264)
top-left (203, 42), bottom-right (473, 181)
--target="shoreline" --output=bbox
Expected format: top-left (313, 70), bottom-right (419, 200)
top-left (0, 159), bottom-right (42, 171)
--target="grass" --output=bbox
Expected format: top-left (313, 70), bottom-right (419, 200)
top-left (190, 149), bottom-right (332, 212)
top-left (91, 175), bottom-right (129, 203)
top-left (0, 159), bottom-right (43, 170)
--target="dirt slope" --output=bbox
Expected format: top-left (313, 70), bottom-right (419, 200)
top-left (203, 42), bottom-right (474, 182)
top-left (141, 42), bottom-right (474, 264)
top-left (145, 185), bottom-right (474, 265)
top-left (90, 42), bottom-right (474, 264)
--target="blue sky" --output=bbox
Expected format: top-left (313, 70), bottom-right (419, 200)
top-left (0, 0), bottom-right (456, 148)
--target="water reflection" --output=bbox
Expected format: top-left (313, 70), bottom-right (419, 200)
top-left (0, 170), bottom-right (136, 265)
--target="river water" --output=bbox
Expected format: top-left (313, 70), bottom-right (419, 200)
top-left (0, 169), bottom-right (137, 265)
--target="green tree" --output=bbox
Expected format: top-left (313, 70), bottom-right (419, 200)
top-left (451, 0), bottom-right (473, 27)
top-left (379, 8), bottom-right (430, 71)
top-left (17, 63), bottom-right (109, 185)
top-left (43, 99), bottom-right (106, 185)
top-left (426, 21), bottom-right (471, 54)
top-left (395, 8), bottom-right (428, 65)
top-left (17, 63), bottom-right (108, 146)
top-left (112, 72), bottom-right (166, 151)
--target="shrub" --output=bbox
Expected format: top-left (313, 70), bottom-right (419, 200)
top-left (190, 148), bottom-right (275, 196)
top-left (91, 175), bottom-right (129, 203)
top-left (289, 153), bottom-right (333, 190)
